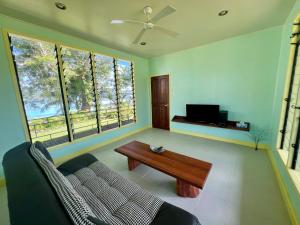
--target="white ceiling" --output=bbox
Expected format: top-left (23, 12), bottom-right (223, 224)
top-left (0, 0), bottom-right (295, 58)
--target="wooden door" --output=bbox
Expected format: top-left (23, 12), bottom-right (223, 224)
top-left (151, 75), bottom-right (170, 130)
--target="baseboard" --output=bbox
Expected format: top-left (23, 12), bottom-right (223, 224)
top-left (170, 128), bottom-right (268, 150)
top-left (54, 126), bottom-right (150, 165)
top-left (266, 147), bottom-right (299, 225)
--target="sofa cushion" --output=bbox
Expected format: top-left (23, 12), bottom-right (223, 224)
top-left (58, 153), bottom-right (99, 176)
top-left (30, 144), bottom-right (98, 225)
top-left (31, 143), bottom-right (164, 225)
top-left (35, 141), bottom-right (54, 163)
top-left (65, 160), bottom-right (164, 225)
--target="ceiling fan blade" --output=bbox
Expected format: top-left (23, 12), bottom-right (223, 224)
top-left (153, 25), bottom-right (179, 37)
top-left (111, 19), bottom-right (145, 25)
top-left (133, 29), bottom-right (146, 44)
top-left (150, 5), bottom-right (176, 23)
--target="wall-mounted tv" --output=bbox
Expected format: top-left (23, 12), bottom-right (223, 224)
top-left (186, 104), bottom-right (219, 123)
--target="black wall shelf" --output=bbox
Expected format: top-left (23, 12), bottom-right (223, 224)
top-left (171, 115), bottom-right (250, 132)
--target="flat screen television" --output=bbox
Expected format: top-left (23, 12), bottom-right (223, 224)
top-left (186, 104), bottom-right (219, 123)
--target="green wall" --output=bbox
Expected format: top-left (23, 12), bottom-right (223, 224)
top-left (149, 22), bottom-right (300, 221)
top-left (0, 14), bottom-right (150, 178)
top-left (269, 0), bottom-right (300, 222)
top-left (150, 26), bottom-right (283, 144)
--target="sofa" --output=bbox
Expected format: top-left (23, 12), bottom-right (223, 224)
top-left (2, 142), bottom-right (201, 225)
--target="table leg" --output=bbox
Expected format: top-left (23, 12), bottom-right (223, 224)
top-left (128, 157), bottom-right (140, 171)
top-left (176, 179), bottom-right (200, 198)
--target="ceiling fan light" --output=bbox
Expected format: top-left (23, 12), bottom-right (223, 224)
top-left (111, 20), bottom-right (124, 24)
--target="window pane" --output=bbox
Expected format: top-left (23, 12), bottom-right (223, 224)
top-left (116, 60), bottom-right (136, 126)
top-left (94, 54), bottom-right (119, 131)
top-left (61, 47), bottom-right (98, 139)
top-left (9, 34), bottom-right (69, 147)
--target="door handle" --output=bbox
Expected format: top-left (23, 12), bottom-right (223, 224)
top-left (164, 104), bottom-right (168, 107)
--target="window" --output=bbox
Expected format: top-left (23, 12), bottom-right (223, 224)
top-left (61, 47), bottom-right (99, 139)
top-left (8, 33), bottom-right (136, 147)
top-left (115, 59), bottom-right (136, 126)
top-left (94, 54), bottom-right (119, 131)
top-left (9, 34), bottom-right (69, 147)
top-left (278, 27), bottom-right (300, 173)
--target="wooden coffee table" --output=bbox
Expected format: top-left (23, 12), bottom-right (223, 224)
top-left (115, 141), bottom-right (212, 198)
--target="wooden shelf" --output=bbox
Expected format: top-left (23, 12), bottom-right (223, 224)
top-left (171, 115), bottom-right (250, 132)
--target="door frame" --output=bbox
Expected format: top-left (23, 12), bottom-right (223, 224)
top-left (149, 74), bottom-right (171, 130)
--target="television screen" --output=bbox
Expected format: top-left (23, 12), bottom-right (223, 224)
top-left (186, 104), bottom-right (219, 123)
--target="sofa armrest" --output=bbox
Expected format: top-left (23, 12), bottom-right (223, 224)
top-left (151, 202), bottom-right (201, 225)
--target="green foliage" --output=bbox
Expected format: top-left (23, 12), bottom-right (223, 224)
top-left (62, 47), bottom-right (95, 111)
top-left (11, 35), bottom-right (64, 113)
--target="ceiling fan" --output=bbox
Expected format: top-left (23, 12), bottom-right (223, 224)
top-left (111, 5), bottom-right (178, 44)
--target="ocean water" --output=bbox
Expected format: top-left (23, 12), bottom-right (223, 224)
top-left (26, 107), bottom-right (63, 120)
top-left (26, 105), bottom-right (62, 120)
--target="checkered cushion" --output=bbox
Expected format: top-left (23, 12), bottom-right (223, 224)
top-left (30, 144), bottom-right (96, 225)
top-left (31, 143), bottom-right (163, 225)
top-left (66, 160), bottom-right (164, 225)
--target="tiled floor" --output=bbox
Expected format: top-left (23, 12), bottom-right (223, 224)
top-left (0, 128), bottom-right (292, 225)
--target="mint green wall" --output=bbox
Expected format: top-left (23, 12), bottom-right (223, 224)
top-left (149, 24), bottom-right (300, 221)
top-left (0, 14), bottom-right (150, 178)
top-left (269, 0), bottom-right (300, 221)
top-left (150, 26), bottom-right (283, 144)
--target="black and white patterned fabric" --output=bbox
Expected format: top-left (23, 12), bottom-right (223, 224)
top-left (31, 143), bottom-right (164, 225)
top-left (30, 144), bottom-right (96, 225)
top-left (65, 160), bottom-right (164, 225)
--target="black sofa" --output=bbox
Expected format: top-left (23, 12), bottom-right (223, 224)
top-left (2, 142), bottom-right (201, 225)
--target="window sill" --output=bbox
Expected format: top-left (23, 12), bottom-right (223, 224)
top-left (277, 148), bottom-right (300, 194)
top-left (288, 169), bottom-right (300, 193)
top-left (278, 149), bottom-right (289, 165)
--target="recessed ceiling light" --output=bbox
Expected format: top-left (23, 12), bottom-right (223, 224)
top-left (218, 10), bottom-right (228, 16)
top-left (140, 42), bottom-right (146, 46)
top-left (55, 2), bottom-right (66, 10)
